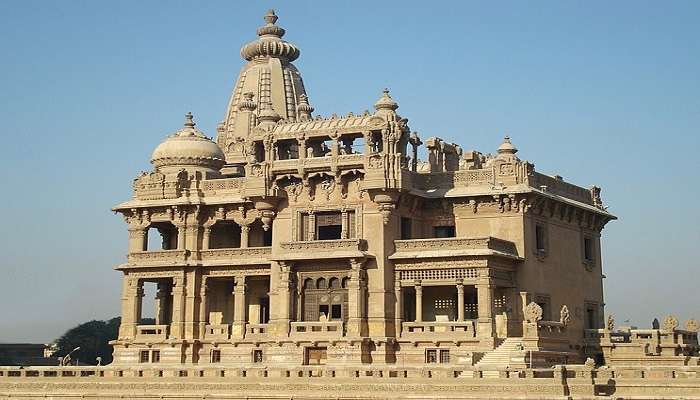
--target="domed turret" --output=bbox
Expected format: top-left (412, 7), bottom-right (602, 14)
top-left (218, 10), bottom-right (312, 163)
top-left (374, 88), bottom-right (399, 116)
top-left (496, 136), bottom-right (519, 161)
top-left (151, 112), bottom-right (225, 175)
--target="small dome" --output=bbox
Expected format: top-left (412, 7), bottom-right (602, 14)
top-left (374, 88), bottom-right (399, 113)
top-left (497, 136), bottom-right (518, 155)
top-left (151, 112), bottom-right (225, 174)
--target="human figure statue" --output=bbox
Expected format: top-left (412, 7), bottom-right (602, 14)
top-left (652, 318), bottom-right (660, 330)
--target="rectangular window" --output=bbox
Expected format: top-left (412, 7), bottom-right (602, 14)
top-left (151, 350), bottom-right (160, 363)
top-left (331, 304), bottom-right (342, 320)
top-left (319, 304), bottom-right (329, 318)
top-left (535, 224), bottom-right (546, 252)
top-left (439, 350), bottom-right (450, 364)
top-left (583, 237), bottom-right (594, 262)
top-left (316, 212), bottom-right (342, 240)
top-left (305, 347), bottom-right (327, 365)
top-left (400, 217), bottom-right (412, 240)
top-left (433, 226), bottom-right (455, 238)
top-left (253, 350), bottom-right (263, 363)
top-left (210, 349), bottom-right (221, 363)
top-left (426, 349), bottom-right (437, 363)
top-left (535, 294), bottom-right (552, 321)
top-left (139, 351), bottom-right (149, 363)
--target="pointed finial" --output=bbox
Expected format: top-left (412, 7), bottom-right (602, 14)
top-left (264, 9), bottom-right (278, 25)
top-left (184, 112), bottom-right (195, 128)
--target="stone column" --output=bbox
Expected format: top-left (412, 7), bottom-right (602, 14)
top-left (240, 224), bottom-right (250, 248)
top-left (176, 224), bottom-right (186, 250)
top-left (476, 282), bottom-right (495, 340)
top-left (307, 212), bottom-right (316, 240)
top-left (394, 278), bottom-right (403, 338)
top-left (155, 281), bottom-right (170, 325)
top-left (341, 209), bottom-right (348, 239)
top-left (231, 276), bottom-right (247, 339)
top-left (415, 282), bottom-right (423, 323)
top-left (128, 226), bottom-right (147, 252)
top-left (170, 276), bottom-right (186, 339)
top-left (347, 258), bottom-right (367, 337)
top-left (274, 261), bottom-right (294, 336)
top-left (202, 225), bottom-right (212, 250)
top-left (457, 282), bottom-right (465, 322)
top-left (118, 277), bottom-right (143, 339)
top-left (198, 279), bottom-right (209, 339)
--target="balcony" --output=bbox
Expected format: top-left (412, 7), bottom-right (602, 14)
top-left (199, 247), bottom-right (272, 265)
top-left (401, 321), bottom-right (476, 340)
top-left (245, 323), bottom-right (270, 339)
top-left (275, 239), bottom-right (368, 261)
top-left (204, 324), bottom-right (230, 340)
top-left (128, 250), bottom-right (188, 265)
top-left (390, 237), bottom-right (520, 260)
top-left (135, 325), bottom-right (169, 341)
top-left (290, 321), bottom-right (344, 339)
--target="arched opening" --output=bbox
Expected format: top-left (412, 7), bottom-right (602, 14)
top-left (145, 222), bottom-right (178, 251)
top-left (249, 220), bottom-right (272, 247)
top-left (209, 221), bottom-right (242, 249)
top-left (316, 278), bottom-right (327, 290)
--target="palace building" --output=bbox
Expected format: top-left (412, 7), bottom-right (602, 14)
top-left (110, 9), bottom-right (615, 369)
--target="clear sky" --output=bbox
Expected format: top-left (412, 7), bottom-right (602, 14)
top-left (0, 1), bottom-right (698, 342)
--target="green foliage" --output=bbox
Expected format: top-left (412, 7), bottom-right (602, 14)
top-left (54, 317), bottom-right (154, 365)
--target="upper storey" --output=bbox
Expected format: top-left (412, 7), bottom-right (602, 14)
top-left (217, 10), bottom-right (311, 165)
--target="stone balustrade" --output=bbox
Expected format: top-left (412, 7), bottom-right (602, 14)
top-left (245, 323), bottom-right (270, 337)
top-left (199, 247), bottom-right (272, 264)
top-left (128, 250), bottom-right (188, 265)
top-left (135, 325), bottom-right (169, 341)
top-left (392, 236), bottom-right (518, 259)
top-left (276, 239), bottom-right (367, 261)
top-left (401, 320), bottom-right (477, 339)
top-left (204, 324), bottom-right (230, 340)
top-left (290, 321), bottom-right (344, 338)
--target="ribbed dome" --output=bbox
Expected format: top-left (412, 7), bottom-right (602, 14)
top-left (151, 112), bottom-right (225, 174)
top-left (240, 10), bottom-right (300, 62)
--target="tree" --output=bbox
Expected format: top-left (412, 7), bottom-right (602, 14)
top-left (54, 317), bottom-right (154, 365)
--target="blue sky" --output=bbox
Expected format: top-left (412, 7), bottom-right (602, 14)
top-left (0, 1), bottom-right (698, 342)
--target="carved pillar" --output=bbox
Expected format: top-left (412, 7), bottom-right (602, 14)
top-left (457, 282), bottom-right (465, 322)
top-left (274, 261), bottom-right (294, 336)
top-left (232, 276), bottom-right (247, 338)
top-left (240, 224), bottom-right (250, 248)
top-left (362, 131), bottom-right (372, 154)
top-left (170, 276), bottom-right (186, 339)
top-left (415, 282), bottom-right (423, 323)
top-left (476, 282), bottom-right (495, 340)
top-left (347, 258), bottom-right (366, 337)
top-left (128, 226), bottom-right (147, 252)
top-left (202, 225), bottom-right (212, 250)
top-left (341, 209), bottom-right (348, 239)
top-left (394, 278), bottom-right (403, 338)
top-left (155, 281), bottom-right (170, 325)
top-left (198, 279), bottom-right (209, 339)
top-left (176, 224), bottom-right (186, 250)
top-left (307, 212), bottom-right (316, 241)
top-left (118, 277), bottom-right (143, 339)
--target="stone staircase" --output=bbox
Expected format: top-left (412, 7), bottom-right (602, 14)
top-left (475, 338), bottom-right (524, 370)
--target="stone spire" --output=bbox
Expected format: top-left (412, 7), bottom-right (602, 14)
top-left (218, 10), bottom-right (312, 166)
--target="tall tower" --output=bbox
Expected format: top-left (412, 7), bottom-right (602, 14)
top-left (217, 10), bottom-right (312, 172)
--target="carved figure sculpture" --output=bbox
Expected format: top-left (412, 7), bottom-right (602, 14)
top-left (559, 305), bottom-right (571, 326)
top-left (663, 315), bottom-right (679, 331)
top-left (524, 302), bottom-right (543, 323)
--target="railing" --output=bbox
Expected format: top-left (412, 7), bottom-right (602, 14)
top-left (393, 236), bottom-right (517, 256)
top-left (199, 247), bottom-right (272, 263)
top-left (204, 324), bottom-right (230, 340)
top-left (401, 321), bottom-right (476, 338)
top-left (135, 325), bottom-right (168, 341)
top-left (128, 250), bottom-right (188, 265)
top-left (200, 177), bottom-right (245, 194)
top-left (245, 323), bottom-right (269, 337)
top-left (290, 321), bottom-right (344, 338)
top-left (279, 239), bottom-right (367, 255)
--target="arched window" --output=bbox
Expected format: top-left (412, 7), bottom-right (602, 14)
top-left (316, 277), bottom-right (327, 289)
top-left (341, 277), bottom-right (350, 289)
top-left (303, 278), bottom-right (314, 290)
top-left (146, 222), bottom-right (178, 251)
top-left (329, 277), bottom-right (340, 289)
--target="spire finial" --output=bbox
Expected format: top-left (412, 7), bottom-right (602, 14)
top-left (184, 112), bottom-right (195, 128)
top-left (264, 9), bottom-right (278, 25)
